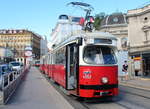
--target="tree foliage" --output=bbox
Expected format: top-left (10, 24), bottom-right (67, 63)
top-left (94, 12), bottom-right (106, 30)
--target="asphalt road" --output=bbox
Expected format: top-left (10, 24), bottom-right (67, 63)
top-left (46, 73), bottom-right (150, 109)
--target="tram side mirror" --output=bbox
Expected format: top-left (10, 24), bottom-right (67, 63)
top-left (77, 37), bottom-right (82, 46)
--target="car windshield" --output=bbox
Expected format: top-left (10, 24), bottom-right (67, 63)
top-left (10, 62), bottom-right (20, 66)
top-left (83, 46), bottom-right (117, 64)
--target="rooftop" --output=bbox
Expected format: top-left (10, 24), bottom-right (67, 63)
top-left (0, 29), bottom-right (41, 39)
top-left (101, 13), bottom-right (127, 28)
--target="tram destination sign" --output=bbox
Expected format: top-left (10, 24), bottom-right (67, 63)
top-left (94, 38), bottom-right (112, 44)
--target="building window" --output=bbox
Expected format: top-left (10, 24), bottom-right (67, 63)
top-left (113, 17), bottom-right (119, 23)
top-left (143, 17), bottom-right (148, 23)
top-left (144, 17), bottom-right (148, 21)
top-left (121, 37), bottom-right (127, 48)
top-left (144, 31), bottom-right (149, 41)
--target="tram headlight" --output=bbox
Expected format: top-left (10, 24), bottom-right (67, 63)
top-left (101, 77), bottom-right (108, 84)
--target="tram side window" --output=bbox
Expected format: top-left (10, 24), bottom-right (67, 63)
top-left (52, 53), bottom-right (56, 64)
top-left (55, 52), bottom-right (60, 64)
top-left (55, 48), bottom-right (66, 65)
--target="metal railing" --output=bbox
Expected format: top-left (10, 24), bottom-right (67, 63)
top-left (0, 66), bottom-right (29, 104)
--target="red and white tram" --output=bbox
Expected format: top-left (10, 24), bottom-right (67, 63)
top-left (40, 32), bottom-right (118, 98)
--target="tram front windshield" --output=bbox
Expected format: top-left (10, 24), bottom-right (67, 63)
top-left (83, 46), bottom-right (117, 64)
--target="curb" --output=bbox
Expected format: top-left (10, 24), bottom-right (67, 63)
top-left (138, 78), bottom-right (150, 81)
top-left (119, 82), bottom-right (150, 91)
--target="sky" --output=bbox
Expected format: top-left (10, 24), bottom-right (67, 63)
top-left (0, 0), bottom-right (149, 41)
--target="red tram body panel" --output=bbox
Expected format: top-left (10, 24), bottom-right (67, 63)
top-left (79, 66), bottom-right (118, 97)
top-left (52, 65), bottom-right (66, 88)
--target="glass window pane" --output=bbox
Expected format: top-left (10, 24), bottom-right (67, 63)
top-left (83, 46), bottom-right (117, 65)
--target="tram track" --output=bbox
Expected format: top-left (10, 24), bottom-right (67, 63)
top-left (115, 102), bottom-right (132, 109)
top-left (79, 99), bottom-right (130, 109)
top-left (120, 90), bottom-right (150, 100)
top-left (78, 102), bottom-right (91, 109)
top-left (116, 86), bottom-right (150, 109)
top-left (115, 95), bottom-right (150, 109)
top-left (119, 86), bottom-right (150, 100)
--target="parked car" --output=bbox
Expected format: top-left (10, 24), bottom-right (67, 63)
top-left (9, 61), bottom-right (22, 71)
top-left (0, 64), bottom-right (12, 75)
top-left (0, 64), bottom-right (13, 90)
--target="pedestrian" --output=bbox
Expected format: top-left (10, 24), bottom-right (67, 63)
top-left (122, 60), bottom-right (128, 80)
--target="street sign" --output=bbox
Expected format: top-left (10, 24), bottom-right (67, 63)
top-left (25, 51), bottom-right (32, 57)
top-left (133, 57), bottom-right (141, 60)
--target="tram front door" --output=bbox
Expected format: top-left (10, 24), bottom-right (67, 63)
top-left (67, 44), bottom-right (78, 90)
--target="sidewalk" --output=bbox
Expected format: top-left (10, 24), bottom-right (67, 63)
top-left (119, 76), bottom-right (150, 91)
top-left (0, 67), bottom-right (74, 109)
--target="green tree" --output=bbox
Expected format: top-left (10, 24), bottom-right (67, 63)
top-left (94, 12), bottom-right (106, 30)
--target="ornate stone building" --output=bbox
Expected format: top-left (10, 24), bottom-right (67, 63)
top-left (100, 13), bottom-right (128, 51)
top-left (0, 29), bottom-right (41, 62)
top-left (127, 5), bottom-right (150, 76)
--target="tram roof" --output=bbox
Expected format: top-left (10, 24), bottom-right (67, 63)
top-left (52, 31), bottom-right (117, 50)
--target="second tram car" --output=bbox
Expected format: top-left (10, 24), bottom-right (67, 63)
top-left (40, 32), bottom-right (118, 98)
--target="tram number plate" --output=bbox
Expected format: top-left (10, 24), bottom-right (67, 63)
top-left (100, 91), bottom-right (109, 96)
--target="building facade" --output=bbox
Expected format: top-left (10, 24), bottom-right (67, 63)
top-left (100, 13), bottom-right (128, 51)
top-left (40, 37), bottom-right (48, 57)
top-left (100, 13), bottom-right (128, 75)
top-left (127, 5), bottom-right (150, 76)
top-left (0, 29), bottom-right (41, 63)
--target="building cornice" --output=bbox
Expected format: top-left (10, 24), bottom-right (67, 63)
top-left (129, 44), bottom-right (150, 54)
top-left (0, 29), bottom-right (41, 39)
top-left (127, 5), bottom-right (150, 17)
top-left (100, 24), bottom-right (128, 29)
top-left (129, 44), bottom-right (150, 49)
